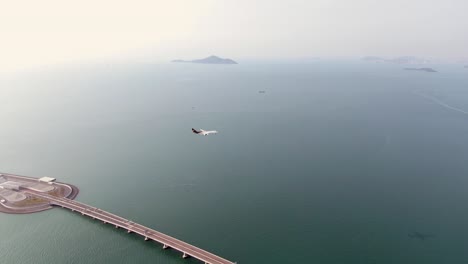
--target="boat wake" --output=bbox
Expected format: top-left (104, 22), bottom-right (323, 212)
top-left (413, 91), bottom-right (468, 116)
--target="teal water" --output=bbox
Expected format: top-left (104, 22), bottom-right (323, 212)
top-left (1, 61), bottom-right (468, 263)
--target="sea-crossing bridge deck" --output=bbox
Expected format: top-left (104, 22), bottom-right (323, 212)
top-left (25, 191), bottom-right (236, 264)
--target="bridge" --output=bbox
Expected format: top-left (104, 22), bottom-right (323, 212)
top-left (25, 191), bottom-right (236, 264)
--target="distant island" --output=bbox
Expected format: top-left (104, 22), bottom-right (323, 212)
top-left (362, 56), bottom-right (431, 64)
top-left (404, 67), bottom-right (437, 73)
top-left (362, 56), bottom-right (385, 62)
top-left (464, 65), bottom-right (468, 68)
top-left (172, 55), bottom-right (238, 64)
top-left (392, 56), bottom-right (430, 64)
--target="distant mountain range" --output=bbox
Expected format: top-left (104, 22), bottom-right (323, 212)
top-left (362, 56), bottom-right (431, 64)
top-left (172, 55), bottom-right (238, 64)
top-left (362, 56), bottom-right (386, 62)
top-left (404, 67), bottom-right (437, 73)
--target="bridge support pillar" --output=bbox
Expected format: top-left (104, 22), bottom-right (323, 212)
top-left (182, 253), bottom-right (188, 259)
top-left (127, 230), bottom-right (132, 234)
top-left (162, 244), bottom-right (169, 250)
top-left (115, 225), bottom-right (119, 229)
top-left (103, 221), bottom-right (107, 224)
top-left (144, 237), bottom-right (149, 241)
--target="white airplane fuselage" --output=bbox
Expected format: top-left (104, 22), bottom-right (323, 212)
top-left (192, 128), bottom-right (218, 136)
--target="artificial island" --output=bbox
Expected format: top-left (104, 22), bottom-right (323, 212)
top-left (0, 172), bottom-right (235, 264)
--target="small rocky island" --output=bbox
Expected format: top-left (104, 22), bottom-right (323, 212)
top-left (404, 67), bottom-right (437, 73)
top-left (172, 55), bottom-right (237, 64)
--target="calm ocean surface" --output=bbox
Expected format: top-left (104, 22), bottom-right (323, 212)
top-left (1, 61), bottom-right (468, 263)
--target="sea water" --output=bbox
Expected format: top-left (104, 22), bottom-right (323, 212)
top-left (1, 61), bottom-right (468, 263)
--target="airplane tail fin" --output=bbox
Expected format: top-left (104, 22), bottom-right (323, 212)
top-left (192, 128), bottom-right (201, 134)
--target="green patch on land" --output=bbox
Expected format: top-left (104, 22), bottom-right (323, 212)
top-left (13, 196), bottom-right (48, 207)
top-left (47, 187), bottom-right (65, 197)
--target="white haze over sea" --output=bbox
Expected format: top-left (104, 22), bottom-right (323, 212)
top-left (1, 0), bottom-right (468, 72)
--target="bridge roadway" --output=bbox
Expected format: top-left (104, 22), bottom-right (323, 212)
top-left (25, 191), bottom-right (235, 264)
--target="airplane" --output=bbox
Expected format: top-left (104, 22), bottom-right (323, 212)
top-left (408, 231), bottom-right (434, 240)
top-left (192, 128), bottom-right (218, 136)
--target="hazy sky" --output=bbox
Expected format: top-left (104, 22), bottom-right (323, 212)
top-left (1, 0), bottom-right (467, 71)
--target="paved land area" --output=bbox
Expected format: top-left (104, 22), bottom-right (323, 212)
top-left (0, 173), bottom-right (78, 214)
